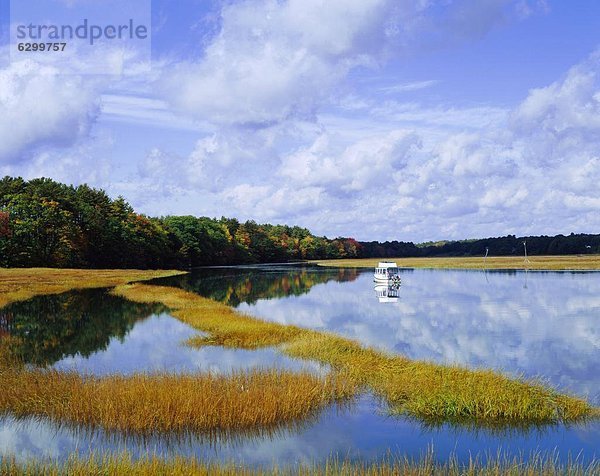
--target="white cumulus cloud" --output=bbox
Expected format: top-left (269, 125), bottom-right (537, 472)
top-left (0, 60), bottom-right (100, 163)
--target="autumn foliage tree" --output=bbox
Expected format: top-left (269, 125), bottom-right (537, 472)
top-left (2, 176), bottom-right (597, 269)
top-left (0, 177), bottom-right (362, 269)
top-left (0, 211), bottom-right (10, 238)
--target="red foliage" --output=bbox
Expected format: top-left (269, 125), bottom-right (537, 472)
top-left (0, 211), bottom-right (11, 238)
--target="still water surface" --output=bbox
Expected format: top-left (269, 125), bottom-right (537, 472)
top-left (0, 266), bottom-right (598, 465)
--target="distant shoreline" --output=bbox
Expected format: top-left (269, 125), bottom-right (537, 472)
top-left (311, 255), bottom-right (600, 271)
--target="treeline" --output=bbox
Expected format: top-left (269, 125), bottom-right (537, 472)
top-left (0, 177), bottom-right (597, 269)
top-left (0, 177), bottom-right (361, 269)
top-left (360, 234), bottom-right (600, 258)
top-left (420, 234), bottom-right (600, 257)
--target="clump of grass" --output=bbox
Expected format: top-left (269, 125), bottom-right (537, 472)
top-left (284, 334), bottom-right (595, 425)
top-left (0, 268), bottom-right (186, 308)
top-left (0, 366), bottom-right (355, 436)
top-left (1, 450), bottom-right (598, 475)
top-left (113, 284), bottom-right (598, 425)
top-left (112, 284), bottom-right (306, 349)
top-left (310, 255), bottom-right (600, 270)
top-left (0, 335), bottom-right (22, 369)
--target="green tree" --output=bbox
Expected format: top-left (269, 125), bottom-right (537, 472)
top-left (3, 195), bottom-right (79, 267)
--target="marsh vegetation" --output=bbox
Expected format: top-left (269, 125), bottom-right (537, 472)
top-left (2, 451), bottom-right (598, 475)
top-left (0, 268), bottom-right (184, 308)
top-left (0, 266), bottom-right (598, 471)
top-left (311, 255), bottom-right (600, 270)
top-left (113, 283), bottom-right (596, 424)
top-left (0, 367), bottom-right (354, 435)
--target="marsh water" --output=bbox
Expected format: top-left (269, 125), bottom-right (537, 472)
top-left (1, 265), bottom-right (598, 465)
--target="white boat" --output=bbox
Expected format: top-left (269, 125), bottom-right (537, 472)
top-left (373, 261), bottom-right (400, 283)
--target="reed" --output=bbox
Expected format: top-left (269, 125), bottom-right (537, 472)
top-left (112, 284), bottom-right (598, 425)
top-left (112, 284), bottom-right (306, 349)
top-left (1, 273), bottom-right (597, 436)
top-left (284, 333), bottom-right (594, 424)
top-left (310, 255), bottom-right (600, 270)
top-left (0, 366), bottom-right (355, 435)
top-left (0, 335), bottom-right (21, 369)
top-left (1, 451), bottom-right (597, 475)
top-left (0, 274), bottom-right (358, 438)
top-left (0, 268), bottom-right (186, 308)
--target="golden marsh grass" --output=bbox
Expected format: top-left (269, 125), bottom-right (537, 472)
top-left (112, 284), bottom-right (305, 349)
top-left (0, 269), bottom-right (597, 436)
top-left (113, 284), bottom-right (598, 425)
top-left (0, 268), bottom-right (185, 308)
top-left (284, 334), bottom-right (595, 424)
top-left (0, 366), bottom-right (355, 435)
top-left (0, 270), bottom-right (356, 437)
top-left (1, 451), bottom-right (598, 475)
top-left (0, 335), bottom-right (21, 370)
top-left (310, 255), bottom-right (600, 270)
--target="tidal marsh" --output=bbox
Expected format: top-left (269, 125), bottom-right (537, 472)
top-left (0, 268), bottom-right (185, 308)
top-left (112, 283), bottom-right (598, 425)
top-left (112, 283), bottom-right (306, 349)
top-left (0, 269), bottom-right (356, 438)
top-left (2, 451), bottom-right (598, 475)
top-left (0, 267), bottom-right (598, 470)
top-left (0, 366), bottom-right (355, 435)
top-left (311, 255), bottom-right (600, 270)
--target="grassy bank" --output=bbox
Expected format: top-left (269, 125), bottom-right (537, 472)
top-left (0, 367), bottom-right (353, 436)
top-left (0, 268), bottom-right (186, 308)
top-left (311, 255), bottom-right (600, 270)
top-left (1, 451), bottom-right (597, 475)
top-left (112, 284), bottom-right (597, 425)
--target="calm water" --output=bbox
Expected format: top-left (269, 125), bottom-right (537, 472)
top-left (0, 265), bottom-right (598, 465)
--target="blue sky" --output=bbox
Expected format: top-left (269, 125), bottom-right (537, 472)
top-left (1, 0), bottom-right (599, 242)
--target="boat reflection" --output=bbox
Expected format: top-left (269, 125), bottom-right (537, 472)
top-left (374, 283), bottom-right (401, 303)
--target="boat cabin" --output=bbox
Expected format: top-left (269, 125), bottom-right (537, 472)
top-left (373, 261), bottom-right (400, 281)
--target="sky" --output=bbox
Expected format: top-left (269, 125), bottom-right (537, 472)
top-left (0, 0), bottom-right (599, 242)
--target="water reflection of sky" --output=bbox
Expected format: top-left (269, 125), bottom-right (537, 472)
top-left (2, 395), bottom-right (599, 466)
top-left (238, 269), bottom-right (600, 405)
top-left (1, 267), bottom-right (599, 466)
top-left (52, 313), bottom-right (317, 376)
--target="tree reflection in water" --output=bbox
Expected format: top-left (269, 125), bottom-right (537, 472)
top-left (0, 290), bottom-right (166, 367)
top-left (152, 265), bottom-right (361, 306)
